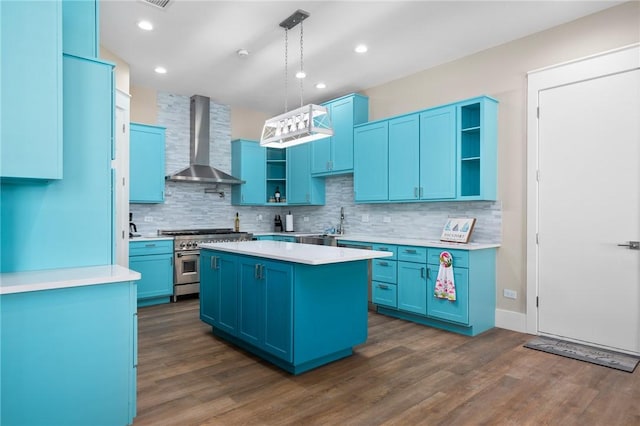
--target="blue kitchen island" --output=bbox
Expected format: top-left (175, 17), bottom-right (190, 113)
top-left (199, 240), bottom-right (391, 374)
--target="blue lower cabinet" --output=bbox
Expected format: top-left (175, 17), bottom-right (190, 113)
top-left (372, 281), bottom-right (397, 307)
top-left (200, 251), bottom-right (238, 335)
top-left (238, 258), bottom-right (293, 362)
top-left (129, 240), bottom-right (173, 306)
top-left (361, 241), bottom-right (496, 336)
top-left (397, 261), bottom-right (427, 315)
top-left (427, 265), bottom-right (470, 324)
top-left (201, 250), bottom-right (368, 374)
top-left (1, 282), bottom-right (137, 425)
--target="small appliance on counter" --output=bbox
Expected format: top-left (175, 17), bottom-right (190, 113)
top-left (285, 211), bottom-right (294, 232)
top-left (129, 212), bottom-right (139, 238)
top-left (274, 214), bottom-right (283, 232)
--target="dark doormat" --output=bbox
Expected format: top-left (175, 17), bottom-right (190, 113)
top-left (524, 336), bottom-right (640, 373)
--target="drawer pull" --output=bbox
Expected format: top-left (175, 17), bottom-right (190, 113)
top-left (378, 261), bottom-right (389, 267)
top-left (378, 247), bottom-right (389, 251)
top-left (378, 284), bottom-right (389, 290)
top-left (145, 243), bottom-right (156, 248)
top-left (405, 249), bottom-right (417, 254)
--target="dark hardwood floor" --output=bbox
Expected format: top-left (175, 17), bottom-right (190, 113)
top-left (134, 298), bottom-right (639, 426)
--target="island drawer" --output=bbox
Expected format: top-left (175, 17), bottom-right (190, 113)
top-left (427, 248), bottom-right (469, 268)
top-left (130, 240), bottom-right (173, 256)
top-left (372, 258), bottom-right (397, 283)
top-left (372, 281), bottom-right (397, 308)
top-left (397, 246), bottom-right (427, 263)
top-left (372, 244), bottom-right (397, 260)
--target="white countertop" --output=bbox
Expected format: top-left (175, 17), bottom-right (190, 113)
top-left (200, 240), bottom-right (393, 265)
top-left (334, 235), bottom-right (500, 250)
top-left (0, 265), bottom-right (141, 295)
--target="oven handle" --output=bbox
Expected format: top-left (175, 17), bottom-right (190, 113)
top-left (177, 251), bottom-right (200, 257)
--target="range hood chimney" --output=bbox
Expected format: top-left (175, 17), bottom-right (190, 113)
top-left (166, 95), bottom-right (244, 184)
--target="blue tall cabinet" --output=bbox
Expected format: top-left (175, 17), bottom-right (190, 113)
top-left (0, 1), bottom-right (138, 424)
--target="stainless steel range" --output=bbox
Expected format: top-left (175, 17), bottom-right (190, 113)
top-left (158, 228), bottom-right (253, 301)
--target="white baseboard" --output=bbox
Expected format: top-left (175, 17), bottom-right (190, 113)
top-left (495, 309), bottom-right (528, 333)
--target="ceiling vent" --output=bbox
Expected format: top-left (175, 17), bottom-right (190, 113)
top-left (139, 0), bottom-right (172, 10)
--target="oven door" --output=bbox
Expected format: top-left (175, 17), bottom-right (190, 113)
top-left (175, 251), bottom-right (200, 285)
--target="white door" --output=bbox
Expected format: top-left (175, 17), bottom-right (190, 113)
top-left (536, 68), bottom-right (640, 354)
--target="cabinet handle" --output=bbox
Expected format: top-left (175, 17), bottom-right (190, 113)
top-left (421, 267), bottom-right (425, 279)
top-left (171, 256), bottom-right (174, 266)
top-left (405, 249), bottom-right (417, 254)
top-left (378, 247), bottom-right (389, 251)
top-left (255, 264), bottom-right (260, 279)
top-left (260, 264), bottom-right (265, 279)
top-left (378, 261), bottom-right (389, 267)
top-left (378, 284), bottom-right (389, 290)
top-left (145, 243), bottom-right (156, 248)
top-left (326, 161), bottom-right (330, 170)
top-left (419, 187), bottom-right (423, 198)
top-left (426, 267), bottom-right (430, 278)
top-left (414, 187), bottom-right (418, 197)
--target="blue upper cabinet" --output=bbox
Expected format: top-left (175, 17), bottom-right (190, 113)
top-left (287, 143), bottom-right (325, 205)
top-left (231, 139), bottom-right (266, 205)
top-left (311, 94), bottom-right (369, 176)
top-left (62, 0), bottom-right (98, 57)
top-left (130, 123), bottom-right (166, 203)
top-left (353, 121), bottom-right (389, 202)
top-left (1, 0), bottom-right (63, 180)
top-left (419, 105), bottom-right (457, 200)
top-left (388, 114), bottom-right (420, 201)
top-left (457, 97), bottom-right (498, 200)
top-left (353, 96), bottom-right (497, 204)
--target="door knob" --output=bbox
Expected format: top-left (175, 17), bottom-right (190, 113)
top-left (617, 241), bottom-right (639, 250)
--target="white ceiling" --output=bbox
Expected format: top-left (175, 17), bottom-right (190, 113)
top-left (100, 0), bottom-right (623, 114)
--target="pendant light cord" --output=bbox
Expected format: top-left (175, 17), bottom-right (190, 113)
top-left (284, 28), bottom-right (288, 113)
top-left (299, 21), bottom-right (304, 108)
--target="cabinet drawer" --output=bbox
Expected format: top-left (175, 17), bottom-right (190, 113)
top-left (397, 246), bottom-right (427, 263)
top-left (129, 240), bottom-right (173, 256)
top-left (372, 281), bottom-right (397, 308)
top-left (372, 244), bottom-right (397, 260)
top-left (427, 248), bottom-right (469, 268)
top-left (372, 259), bottom-right (397, 283)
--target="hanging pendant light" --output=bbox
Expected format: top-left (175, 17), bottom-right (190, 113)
top-left (260, 10), bottom-right (333, 149)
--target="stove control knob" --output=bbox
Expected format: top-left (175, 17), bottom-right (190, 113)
top-left (180, 242), bottom-right (187, 249)
top-left (193, 241), bottom-right (198, 248)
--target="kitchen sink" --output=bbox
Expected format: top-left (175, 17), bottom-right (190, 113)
top-left (296, 234), bottom-right (337, 246)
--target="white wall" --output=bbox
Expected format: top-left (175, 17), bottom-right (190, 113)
top-left (362, 1), bottom-right (640, 314)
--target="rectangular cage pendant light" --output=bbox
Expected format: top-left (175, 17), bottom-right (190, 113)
top-left (260, 9), bottom-right (333, 149)
top-left (260, 104), bottom-right (333, 148)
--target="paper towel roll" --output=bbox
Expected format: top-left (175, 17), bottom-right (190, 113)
top-left (285, 214), bottom-right (293, 232)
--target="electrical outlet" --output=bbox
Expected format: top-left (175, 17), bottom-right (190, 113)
top-left (144, 216), bottom-right (153, 222)
top-left (303, 216), bottom-right (309, 222)
top-left (383, 216), bottom-right (391, 223)
top-left (503, 289), bottom-right (517, 299)
top-left (257, 214), bottom-right (263, 221)
top-left (361, 214), bottom-right (369, 223)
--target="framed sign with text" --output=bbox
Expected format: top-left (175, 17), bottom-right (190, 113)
top-left (440, 217), bottom-right (476, 243)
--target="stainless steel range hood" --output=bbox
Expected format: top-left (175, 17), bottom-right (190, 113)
top-left (166, 95), bottom-right (244, 184)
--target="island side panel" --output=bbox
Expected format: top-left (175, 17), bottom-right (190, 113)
top-left (293, 260), bottom-right (369, 365)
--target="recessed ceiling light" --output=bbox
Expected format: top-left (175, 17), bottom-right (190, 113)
top-left (154, 66), bottom-right (167, 74)
top-left (295, 71), bottom-right (306, 79)
top-left (237, 49), bottom-right (249, 57)
top-left (137, 20), bottom-right (153, 31)
top-left (315, 82), bottom-right (326, 89)
top-left (354, 44), bottom-right (368, 53)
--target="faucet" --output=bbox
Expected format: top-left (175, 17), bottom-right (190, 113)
top-left (337, 207), bottom-right (345, 235)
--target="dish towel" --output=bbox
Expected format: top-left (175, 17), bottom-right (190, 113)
top-left (434, 251), bottom-right (456, 301)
